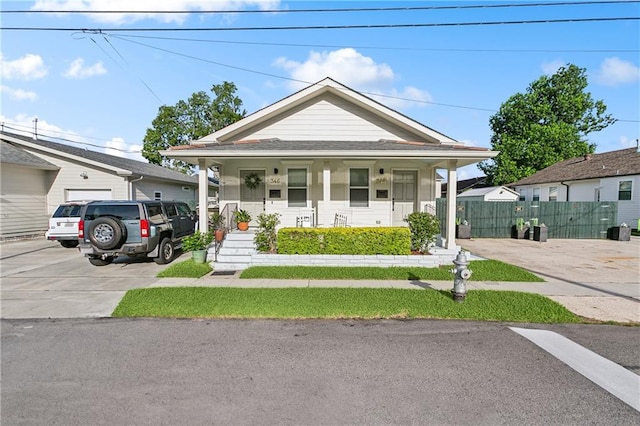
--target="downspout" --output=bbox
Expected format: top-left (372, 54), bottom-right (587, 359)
top-left (129, 176), bottom-right (144, 199)
top-left (561, 181), bottom-right (569, 201)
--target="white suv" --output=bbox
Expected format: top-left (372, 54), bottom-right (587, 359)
top-left (45, 201), bottom-right (88, 248)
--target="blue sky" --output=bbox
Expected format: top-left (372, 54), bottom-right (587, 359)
top-left (2, 0), bottom-right (639, 180)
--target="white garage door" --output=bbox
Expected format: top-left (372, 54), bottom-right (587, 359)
top-left (66, 189), bottom-right (113, 201)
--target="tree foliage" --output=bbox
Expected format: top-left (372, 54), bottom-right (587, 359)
top-left (142, 81), bottom-right (246, 174)
top-left (478, 64), bottom-right (616, 185)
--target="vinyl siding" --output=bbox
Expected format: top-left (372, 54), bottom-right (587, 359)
top-left (229, 93), bottom-right (426, 142)
top-left (134, 179), bottom-right (197, 207)
top-left (0, 164), bottom-right (49, 238)
top-left (219, 159), bottom-right (436, 228)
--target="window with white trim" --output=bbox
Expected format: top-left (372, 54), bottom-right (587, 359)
top-left (287, 168), bottom-right (307, 207)
top-left (618, 180), bottom-right (632, 201)
top-left (532, 188), bottom-right (540, 201)
top-left (518, 188), bottom-right (527, 201)
top-left (154, 191), bottom-right (162, 200)
top-left (349, 168), bottom-right (369, 207)
top-left (548, 186), bottom-right (558, 201)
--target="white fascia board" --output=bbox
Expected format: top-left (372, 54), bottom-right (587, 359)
top-left (4, 134), bottom-right (131, 175)
top-left (163, 149), bottom-right (498, 160)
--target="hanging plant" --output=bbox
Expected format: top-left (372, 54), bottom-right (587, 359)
top-left (244, 172), bottom-right (262, 190)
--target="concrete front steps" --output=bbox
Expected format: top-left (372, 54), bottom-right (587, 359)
top-left (213, 229), bottom-right (457, 272)
top-left (213, 230), bottom-right (256, 272)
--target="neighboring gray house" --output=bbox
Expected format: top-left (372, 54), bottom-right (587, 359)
top-left (511, 147), bottom-right (640, 226)
top-left (0, 131), bottom-right (216, 240)
top-left (457, 186), bottom-right (519, 202)
top-left (163, 78), bottom-right (498, 249)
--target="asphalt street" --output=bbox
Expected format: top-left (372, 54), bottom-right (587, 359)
top-left (2, 318), bottom-right (639, 425)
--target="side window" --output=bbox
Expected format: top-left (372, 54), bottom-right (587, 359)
top-left (349, 168), bottom-right (369, 207)
top-left (147, 205), bottom-right (165, 224)
top-left (548, 186), bottom-right (558, 202)
top-left (532, 188), bottom-right (540, 202)
top-left (164, 203), bottom-right (178, 217)
top-left (518, 189), bottom-right (527, 201)
top-left (176, 204), bottom-right (191, 216)
top-left (154, 191), bottom-right (162, 201)
top-left (618, 180), bottom-right (632, 201)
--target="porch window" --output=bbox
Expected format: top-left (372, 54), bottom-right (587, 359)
top-left (288, 168), bottom-right (307, 207)
top-left (548, 186), bottom-right (558, 201)
top-left (349, 168), bottom-right (369, 207)
top-left (618, 180), bottom-right (632, 201)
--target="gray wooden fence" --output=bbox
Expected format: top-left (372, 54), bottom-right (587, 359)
top-left (435, 199), bottom-right (618, 239)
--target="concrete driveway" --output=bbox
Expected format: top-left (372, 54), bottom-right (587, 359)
top-left (0, 238), bottom-right (191, 318)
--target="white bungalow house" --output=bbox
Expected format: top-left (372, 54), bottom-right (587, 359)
top-left (163, 78), bottom-right (497, 249)
top-left (457, 186), bottom-right (519, 202)
top-left (0, 130), bottom-right (216, 240)
top-left (511, 147), bottom-right (640, 227)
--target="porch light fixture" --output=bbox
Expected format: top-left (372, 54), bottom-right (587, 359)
top-left (274, 168), bottom-right (279, 175)
top-left (379, 168), bottom-right (384, 175)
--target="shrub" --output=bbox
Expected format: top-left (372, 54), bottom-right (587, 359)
top-left (182, 230), bottom-right (214, 251)
top-left (254, 213), bottom-right (281, 253)
top-left (277, 227), bottom-right (411, 255)
top-left (404, 212), bottom-right (439, 253)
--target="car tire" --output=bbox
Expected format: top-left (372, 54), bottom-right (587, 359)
top-left (60, 240), bottom-right (79, 248)
top-left (89, 217), bottom-right (127, 250)
top-left (88, 256), bottom-right (114, 266)
top-left (153, 237), bottom-right (174, 265)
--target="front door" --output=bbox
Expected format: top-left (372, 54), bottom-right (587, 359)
top-left (240, 170), bottom-right (265, 227)
top-left (392, 171), bottom-right (417, 226)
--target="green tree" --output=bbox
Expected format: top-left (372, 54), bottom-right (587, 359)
top-left (478, 64), bottom-right (616, 185)
top-left (142, 81), bottom-right (246, 174)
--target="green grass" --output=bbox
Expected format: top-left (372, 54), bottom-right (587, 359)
top-left (157, 258), bottom-right (212, 278)
top-left (112, 287), bottom-right (580, 323)
top-left (240, 260), bottom-right (543, 282)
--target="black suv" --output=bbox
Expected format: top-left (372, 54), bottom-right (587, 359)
top-left (78, 200), bottom-right (197, 266)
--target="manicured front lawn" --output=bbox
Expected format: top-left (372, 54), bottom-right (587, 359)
top-left (240, 260), bottom-right (543, 282)
top-left (112, 287), bottom-right (579, 323)
top-left (157, 258), bottom-right (212, 278)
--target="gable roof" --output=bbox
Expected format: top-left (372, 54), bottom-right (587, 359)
top-left (458, 186), bottom-right (519, 198)
top-left (1, 140), bottom-right (59, 170)
top-left (198, 77), bottom-right (458, 145)
top-left (511, 148), bottom-right (640, 186)
top-left (1, 131), bottom-right (204, 186)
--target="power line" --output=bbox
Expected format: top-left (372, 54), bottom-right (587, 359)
top-left (2, 17), bottom-right (638, 32)
top-left (112, 33), bottom-right (640, 54)
top-left (5, 1), bottom-right (637, 14)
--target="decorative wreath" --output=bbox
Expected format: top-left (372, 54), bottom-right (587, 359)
top-left (244, 172), bottom-right (262, 190)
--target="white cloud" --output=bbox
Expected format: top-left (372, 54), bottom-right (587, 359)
top-left (0, 86), bottom-right (38, 101)
top-left (0, 53), bottom-right (48, 80)
top-left (63, 58), bottom-right (107, 79)
top-left (594, 57), bottom-right (640, 87)
top-left (0, 114), bottom-right (144, 162)
top-left (541, 60), bottom-right (565, 75)
top-left (274, 48), bottom-right (432, 110)
top-left (31, 0), bottom-right (281, 24)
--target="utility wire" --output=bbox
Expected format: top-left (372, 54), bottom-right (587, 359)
top-left (4, 1), bottom-right (638, 14)
top-left (3, 17), bottom-right (638, 32)
top-left (112, 33), bottom-right (640, 53)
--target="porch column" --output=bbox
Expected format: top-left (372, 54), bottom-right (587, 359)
top-left (322, 161), bottom-right (331, 226)
top-left (198, 159), bottom-right (208, 233)
top-left (445, 160), bottom-right (458, 249)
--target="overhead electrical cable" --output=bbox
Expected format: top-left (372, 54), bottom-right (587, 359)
top-left (2, 17), bottom-right (638, 32)
top-left (111, 33), bottom-right (640, 53)
top-left (4, 1), bottom-right (637, 14)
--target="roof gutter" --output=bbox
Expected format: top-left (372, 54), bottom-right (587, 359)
top-left (561, 181), bottom-right (570, 201)
top-left (128, 175), bottom-right (144, 199)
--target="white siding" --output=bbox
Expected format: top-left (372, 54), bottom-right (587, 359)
top-left (569, 180), bottom-right (599, 201)
top-left (219, 159), bottom-right (436, 228)
top-left (601, 175), bottom-right (640, 226)
top-left (0, 164), bottom-right (49, 238)
top-left (135, 179), bottom-right (197, 207)
top-left (229, 93), bottom-right (428, 142)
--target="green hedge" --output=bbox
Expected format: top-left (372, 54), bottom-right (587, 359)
top-left (277, 227), bottom-right (411, 255)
